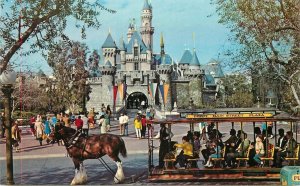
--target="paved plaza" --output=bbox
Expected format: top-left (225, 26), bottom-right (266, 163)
top-left (0, 115), bottom-right (295, 185)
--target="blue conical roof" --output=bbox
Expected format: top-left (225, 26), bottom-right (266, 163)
top-left (153, 54), bottom-right (172, 65)
top-left (143, 0), bottom-right (151, 10)
top-left (119, 38), bottom-right (126, 51)
top-left (102, 33), bottom-right (117, 48)
top-left (126, 31), bottom-right (148, 54)
top-left (190, 50), bottom-right (200, 66)
top-left (179, 49), bottom-right (192, 64)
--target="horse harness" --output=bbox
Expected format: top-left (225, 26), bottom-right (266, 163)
top-left (59, 129), bottom-right (87, 161)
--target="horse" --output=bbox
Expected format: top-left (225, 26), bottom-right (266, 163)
top-left (53, 126), bottom-right (127, 185)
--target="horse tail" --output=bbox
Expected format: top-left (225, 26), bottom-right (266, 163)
top-left (119, 137), bottom-right (127, 158)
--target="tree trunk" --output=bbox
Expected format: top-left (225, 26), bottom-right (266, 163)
top-left (291, 84), bottom-right (300, 106)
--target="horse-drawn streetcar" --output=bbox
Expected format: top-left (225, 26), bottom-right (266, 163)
top-left (147, 108), bottom-right (300, 182)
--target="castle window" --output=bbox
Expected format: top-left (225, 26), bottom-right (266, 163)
top-left (134, 62), bottom-right (139, 70)
top-left (134, 47), bottom-right (138, 57)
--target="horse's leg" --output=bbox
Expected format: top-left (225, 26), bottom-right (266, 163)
top-left (108, 154), bottom-right (125, 184)
top-left (71, 158), bottom-right (87, 185)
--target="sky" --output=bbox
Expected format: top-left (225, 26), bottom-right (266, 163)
top-left (83, 0), bottom-right (232, 63)
top-left (4, 0), bottom-right (233, 75)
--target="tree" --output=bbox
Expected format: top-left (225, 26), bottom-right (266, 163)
top-left (214, 0), bottom-right (300, 107)
top-left (88, 49), bottom-right (101, 78)
top-left (223, 74), bottom-right (253, 107)
top-left (1, 72), bottom-right (51, 114)
top-left (47, 41), bottom-right (89, 113)
top-left (0, 0), bottom-right (115, 72)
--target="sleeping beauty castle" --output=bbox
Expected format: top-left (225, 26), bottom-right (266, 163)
top-left (86, 0), bottom-right (224, 112)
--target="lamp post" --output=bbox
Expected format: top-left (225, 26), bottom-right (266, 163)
top-left (0, 69), bottom-right (17, 185)
top-left (123, 73), bottom-right (127, 112)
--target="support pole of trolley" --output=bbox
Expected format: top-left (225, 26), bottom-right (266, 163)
top-left (240, 122), bottom-right (243, 133)
top-left (274, 121), bottom-right (277, 144)
top-left (296, 122), bottom-right (298, 143)
top-left (253, 122), bottom-right (255, 141)
top-left (216, 122), bottom-right (219, 156)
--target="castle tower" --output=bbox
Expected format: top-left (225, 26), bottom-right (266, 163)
top-left (127, 19), bottom-right (135, 42)
top-left (99, 60), bottom-right (116, 108)
top-left (157, 56), bottom-right (173, 112)
top-left (185, 49), bottom-right (204, 107)
top-left (140, 0), bottom-right (154, 52)
top-left (119, 37), bottom-right (126, 70)
top-left (102, 32), bottom-right (117, 66)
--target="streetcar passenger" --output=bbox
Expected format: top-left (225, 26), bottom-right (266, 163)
top-left (193, 131), bottom-right (201, 157)
top-left (225, 132), bottom-right (250, 168)
top-left (271, 128), bottom-right (287, 167)
top-left (201, 129), bottom-right (223, 165)
top-left (204, 142), bottom-right (222, 167)
top-left (158, 123), bottom-right (172, 168)
top-left (253, 134), bottom-right (265, 166)
top-left (173, 136), bottom-right (193, 168)
top-left (224, 129), bottom-right (238, 157)
top-left (274, 131), bottom-right (297, 168)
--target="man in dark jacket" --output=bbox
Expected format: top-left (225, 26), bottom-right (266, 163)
top-left (272, 128), bottom-right (288, 167)
top-left (158, 123), bottom-right (172, 168)
top-left (275, 131), bottom-right (297, 168)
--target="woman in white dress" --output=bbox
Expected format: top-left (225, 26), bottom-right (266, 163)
top-left (98, 115), bottom-right (107, 134)
top-left (35, 117), bottom-right (44, 146)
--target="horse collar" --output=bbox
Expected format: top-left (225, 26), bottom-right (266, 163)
top-left (66, 131), bottom-right (84, 149)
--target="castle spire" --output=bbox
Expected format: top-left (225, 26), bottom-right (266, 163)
top-left (160, 33), bottom-right (164, 47)
top-left (143, 0), bottom-right (151, 10)
top-left (160, 33), bottom-right (165, 55)
top-left (192, 32), bottom-right (196, 49)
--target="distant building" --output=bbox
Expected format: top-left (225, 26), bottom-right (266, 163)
top-left (86, 0), bottom-right (224, 112)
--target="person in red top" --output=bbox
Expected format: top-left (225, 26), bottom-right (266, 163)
top-left (141, 115), bottom-right (147, 138)
top-left (75, 116), bottom-right (83, 130)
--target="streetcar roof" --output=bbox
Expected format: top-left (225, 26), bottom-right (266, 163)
top-left (147, 107), bottom-right (300, 124)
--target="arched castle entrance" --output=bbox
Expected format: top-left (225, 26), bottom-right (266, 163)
top-left (127, 92), bottom-right (148, 109)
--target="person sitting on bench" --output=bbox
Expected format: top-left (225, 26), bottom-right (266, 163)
top-left (274, 131), bottom-right (297, 168)
top-left (204, 141), bottom-right (222, 167)
top-left (173, 136), bottom-right (193, 168)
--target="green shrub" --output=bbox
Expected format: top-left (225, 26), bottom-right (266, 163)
top-left (13, 111), bottom-right (37, 119)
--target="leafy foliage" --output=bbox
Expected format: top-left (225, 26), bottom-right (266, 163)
top-left (87, 49), bottom-right (101, 78)
top-left (0, 0), bottom-right (115, 72)
top-left (47, 41), bottom-right (89, 113)
top-left (223, 74), bottom-right (253, 107)
top-left (214, 0), bottom-right (300, 106)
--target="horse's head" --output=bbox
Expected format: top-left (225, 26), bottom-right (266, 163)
top-left (52, 126), bottom-right (77, 141)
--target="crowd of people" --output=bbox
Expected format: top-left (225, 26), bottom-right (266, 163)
top-left (0, 103), bottom-right (159, 153)
top-left (157, 121), bottom-right (299, 169)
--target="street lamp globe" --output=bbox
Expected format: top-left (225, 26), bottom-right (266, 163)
top-left (0, 69), bottom-right (17, 85)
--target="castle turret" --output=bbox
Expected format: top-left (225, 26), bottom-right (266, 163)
top-left (127, 19), bottom-right (135, 42)
top-left (185, 49), bottom-right (204, 107)
top-left (157, 52), bottom-right (173, 112)
top-left (119, 37), bottom-right (126, 70)
top-left (102, 32), bottom-right (117, 67)
top-left (140, 0), bottom-right (154, 52)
